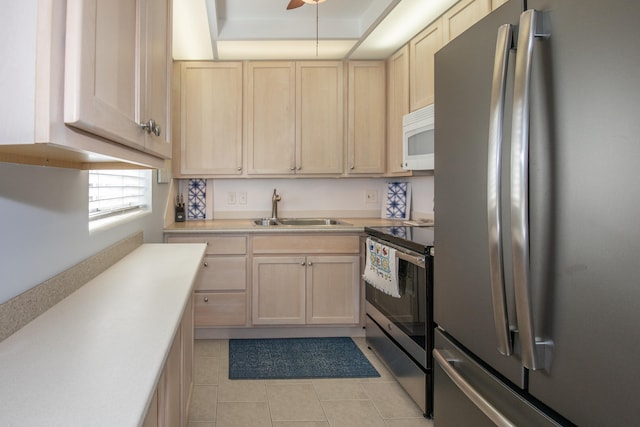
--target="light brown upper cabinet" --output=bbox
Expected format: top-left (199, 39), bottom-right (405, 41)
top-left (346, 61), bottom-right (386, 175)
top-left (442, 0), bottom-right (492, 44)
top-left (246, 61), bottom-right (343, 176)
top-left (409, 18), bottom-right (443, 112)
top-left (246, 62), bottom-right (296, 175)
top-left (143, 0), bottom-right (173, 159)
top-left (385, 46), bottom-right (412, 177)
top-left (0, 0), bottom-right (169, 169)
top-left (492, 0), bottom-right (510, 10)
top-left (64, 0), bottom-right (172, 159)
top-left (175, 62), bottom-right (243, 176)
top-left (295, 62), bottom-right (344, 175)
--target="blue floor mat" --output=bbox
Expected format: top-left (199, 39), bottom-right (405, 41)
top-left (228, 337), bottom-right (380, 380)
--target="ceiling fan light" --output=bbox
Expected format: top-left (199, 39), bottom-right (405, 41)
top-left (302, 0), bottom-right (327, 4)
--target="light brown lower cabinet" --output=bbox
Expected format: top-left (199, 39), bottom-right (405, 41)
top-left (251, 234), bottom-right (360, 326)
top-left (252, 254), bottom-right (360, 325)
top-left (165, 235), bottom-right (249, 327)
top-left (142, 296), bottom-right (193, 427)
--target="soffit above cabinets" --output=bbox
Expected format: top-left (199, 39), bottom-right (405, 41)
top-left (173, 0), bottom-right (458, 61)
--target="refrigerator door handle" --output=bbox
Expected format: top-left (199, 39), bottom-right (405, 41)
top-left (487, 23), bottom-right (514, 357)
top-left (510, 9), bottom-right (550, 370)
top-left (434, 348), bottom-right (517, 427)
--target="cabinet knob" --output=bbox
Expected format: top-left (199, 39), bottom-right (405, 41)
top-left (140, 119), bottom-right (161, 137)
top-left (291, 167), bottom-right (296, 171)
top-left (307, 261), bottom-right (313, 266)
top-left (204, 297), bottom-right (209, 303)
top-left (301, 261), bottom-right (306, 266)
top-left (350, 165), bottom-right (355, 170)
top-left (203, 262), bottom-right (208, 267)
top-left (237, 167), bottom-right (242, 171)
top-left (297, 166), bottom-right (302, 171)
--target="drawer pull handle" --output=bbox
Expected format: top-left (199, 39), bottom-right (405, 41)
top-left (203, 297), bottom-right (209, 303)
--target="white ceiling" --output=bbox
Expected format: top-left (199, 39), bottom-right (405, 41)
top-left (173, 0), bottom-right (458, 61)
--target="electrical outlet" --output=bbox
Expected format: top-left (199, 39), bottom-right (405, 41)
top-left (227, 192), bottom-right (236, 205)
top-left (238, 192), bottom-right (247, 205)
top-left (365, 190), bottom-right (378, 204)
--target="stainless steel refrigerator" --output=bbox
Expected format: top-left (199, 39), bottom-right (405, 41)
top-left (433, 0), bottom-right (640, 425)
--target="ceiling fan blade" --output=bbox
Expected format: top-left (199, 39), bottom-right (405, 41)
top-left (287, 0), bottom-right (305, 10)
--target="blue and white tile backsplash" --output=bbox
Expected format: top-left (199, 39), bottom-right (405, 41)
top-left (187, 179), bottom-right (206, 220)
top-left (384, 182), bottom-right (411, 219)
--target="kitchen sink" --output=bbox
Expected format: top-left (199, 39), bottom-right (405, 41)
top-left (277, 218), bottom-right (348, 226)
top-left (253, 218), bottom-right (279, 226)
top-left (252, 218), bottom-right (351, 226)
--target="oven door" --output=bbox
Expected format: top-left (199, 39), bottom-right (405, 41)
top-left (365, 241), bottom-right (429, 369)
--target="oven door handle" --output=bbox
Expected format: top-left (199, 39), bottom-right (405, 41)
top-left (367, 235), bottom-right (426, 268)
top-left (396, 251), bottom-right (425, 268)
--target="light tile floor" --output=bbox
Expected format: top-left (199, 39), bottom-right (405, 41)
top-left (188, 337), bottom-right (434, 427)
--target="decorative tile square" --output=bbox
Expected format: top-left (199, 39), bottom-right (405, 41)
top-left (188, 179), bottom-right (206, 220)
top-left (384, 182), bottom-right (411, 219)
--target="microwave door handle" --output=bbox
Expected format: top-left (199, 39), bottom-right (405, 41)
top-left (487, 23), bottom-right (514, 357)
top-left (510, 10), bottom-right (550, 370)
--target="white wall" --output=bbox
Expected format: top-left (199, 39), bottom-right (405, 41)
top-left (0, 163), bottom-right (169, 304)
top-left (177, 175), bottom-right (434, 220)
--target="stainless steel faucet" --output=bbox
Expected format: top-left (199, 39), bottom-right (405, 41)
top-left (271, 188), bottom-right (281, 219)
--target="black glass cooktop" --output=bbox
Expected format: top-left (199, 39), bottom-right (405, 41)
top-left (365, 226), bottom-right (434, 255)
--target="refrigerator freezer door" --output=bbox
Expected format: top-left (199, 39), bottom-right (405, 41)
top-left (433, 0), bottom-right (525, 387)
top-left (522, 0), bottom-right (640, 425)
top-left (433, 330), bottom-right (561, 427)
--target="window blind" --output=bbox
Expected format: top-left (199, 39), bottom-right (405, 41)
top-left (88, 170), bottom-right (149, 221)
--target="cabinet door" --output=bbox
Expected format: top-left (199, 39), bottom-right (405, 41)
top-left (197, 256), bottom-right (247, 291)
top-left (347, 61), bottom-right (386, 175)
top-left (180, 295), bottom-right (193, 425)
top-left (409, 18), bottom-right (443, 111)
top-left (179, 62), bottom-right (243, 175)
top-left (194, 292), bottom-right (246, 327)
top-left (246, 62), bottom-right (296, 175)
top-left (158, 325), bottom-right (181, 427)
top-left (142, 0), bottom-right (172, 158)
top-left (252, 257), bottom-right (306, 325)
top-left (385, 46), bottom-right (412, 176)
top-left (442, 0), bottom-right (492, 44)
top-left (65, 0), bottom-right (145, 150)
top-left (492, 0), bottom-right (509, 9)
top-left (296, 62), bottom-right (343, 175)
top-left (306, 255), bottom-right (360, 324)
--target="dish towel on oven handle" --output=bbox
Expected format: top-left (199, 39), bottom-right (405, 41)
top-left (363, 237), bottom-right (400, 298)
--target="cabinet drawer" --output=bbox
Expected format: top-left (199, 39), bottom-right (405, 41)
top-left (194, 292), bottom-right (246, 327)
top-left (253, 235), bottom-right (359, 254)
top-left (197, 256), bottom-right (246, 291)
top-left (166, 235), bottom-right (247, 255)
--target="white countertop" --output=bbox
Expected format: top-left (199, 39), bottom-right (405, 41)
top-left (163, 217), bottom-right (406, 234)
top-left (0, 243), bottom-right (206, 427)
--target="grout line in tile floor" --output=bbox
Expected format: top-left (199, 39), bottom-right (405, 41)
top-left (187, 337), bottom-right (434, 427)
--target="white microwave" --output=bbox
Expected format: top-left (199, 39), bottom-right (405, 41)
top-left (402, 104), bottom-right (434, 170)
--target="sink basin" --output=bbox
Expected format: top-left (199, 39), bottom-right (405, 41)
top-left (253, 218), bottom-right (279, 226)
top-left (276, 218), bottom-right (349, 226)
top-left (252, 218), bottom-right (351, 226)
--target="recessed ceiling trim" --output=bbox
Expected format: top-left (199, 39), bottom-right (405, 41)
top-left (344, 0), bottom-right (401, 59)
top-left (173, 0), bottom-right (458, 61)
top-left (205, 0), bottom-right (220, 60)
